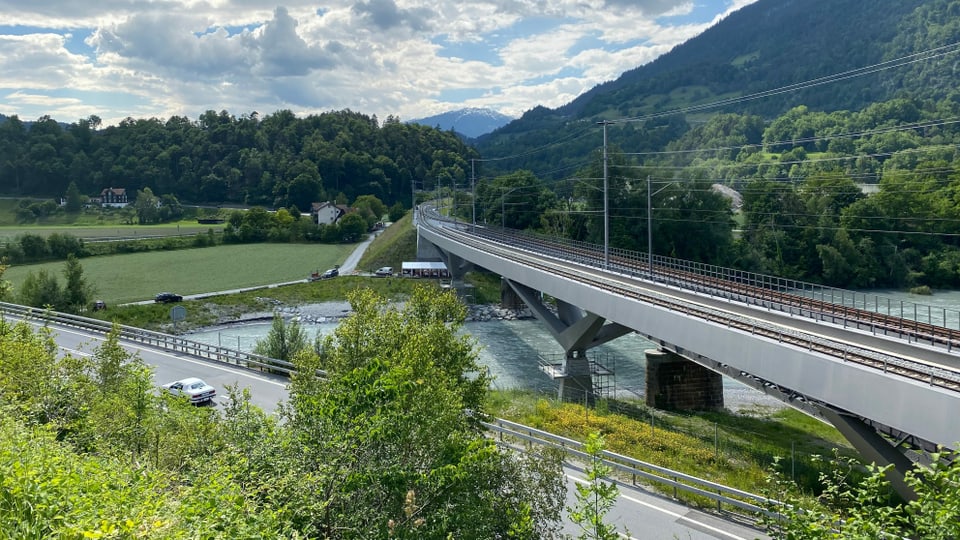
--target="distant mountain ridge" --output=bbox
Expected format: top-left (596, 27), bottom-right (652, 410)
top-left (409, 108), bottom-right (514, 138)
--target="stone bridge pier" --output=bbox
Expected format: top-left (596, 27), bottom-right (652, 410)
top-left (644, 348), bottom-right (723, 411)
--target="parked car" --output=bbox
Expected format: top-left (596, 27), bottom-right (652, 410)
top-left (92, 300), bottom-right (107, 311)
top-left (320, 267), bottom-right (339, 279)
top-left (375, 266), bottom-right (393, 277)
top-left (161, 377), bottom-right (216, 405)
top-left (155, 292), bottom-right (183, 303)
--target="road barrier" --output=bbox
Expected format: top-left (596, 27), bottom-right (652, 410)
top-left (0, 301), bottom-right (298, 376)
top-left (484, 417), bottom-right (783, 521)
top-left (1, 300), bottom-right (782, 523)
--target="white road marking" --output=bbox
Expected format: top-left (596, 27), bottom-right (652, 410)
top-left (567, 475), bottom-right (751, 540)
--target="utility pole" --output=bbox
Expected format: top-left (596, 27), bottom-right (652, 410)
top-left (647, 175), bottom-right (653, 279)
top-left (471, 159), bottom-right (476, 231)
top-left (598, 120), bottom-right (611, 270)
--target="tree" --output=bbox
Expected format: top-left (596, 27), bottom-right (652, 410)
top-left (337, 212), bottom-right (368, 242)
top-left (134, 187), bottom-right (160, 224)
top-left (762, 448), bottom-right (960, 539)
top-left (46, 233), bottom-right (84, 259)
top-left (353, 194), bottom-right (387, 224)
top-left (568, 432), bottom-right (624, 540)
top-left (19, 268), bottom-right (62, 309)
top-left (64, 180), bottom-right (83, 212)
top-left (0, 262), bottom-right (12, 301)
top-left (279, 286), bottom-right (565, 538)
top-left (158, 193), bottom-right (183, 222)
top-left (388, 201), bottom-right (406, 222)
top-left (17, 233), bottom-right (49, 261)
top-left (253, 312), bottom-right (310, 362)
top-left (62, 254), bottom-right (95, 313)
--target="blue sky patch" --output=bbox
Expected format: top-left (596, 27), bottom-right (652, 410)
top-left (437, 88), bottom-right (489, 102)
top-left (658, 0), bottom-right (729, 25)
top-left (433, 16), bottom-right (576, 65)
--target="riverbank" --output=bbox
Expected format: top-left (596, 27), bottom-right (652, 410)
top-left (190, 299), bottom-right (535, 330)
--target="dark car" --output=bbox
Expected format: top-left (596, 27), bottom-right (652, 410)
top-left (320, 267), bottom-right (339, 279)
top-left (92, 300), bottom-right (107, 311)
top-left (155, 292), bottom-right (183, 303)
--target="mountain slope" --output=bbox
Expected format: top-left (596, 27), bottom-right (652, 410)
top-left (475, 0), bottom-right (958, 169)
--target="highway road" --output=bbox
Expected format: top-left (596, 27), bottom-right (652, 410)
top-left (43, 318), bottom-right (289, 413)
top-left (27, 318), bottom-right (768, 539)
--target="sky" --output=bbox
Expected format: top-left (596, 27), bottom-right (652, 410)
top-left (0, 0), bottom-right (758, 126)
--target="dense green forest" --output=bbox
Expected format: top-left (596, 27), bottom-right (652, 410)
top-left (465, 95), bottom-right (960, 290)
top-left (9, 94), bottom-right (960, 290)
top-left (0, 109), bottom-right (476, 210)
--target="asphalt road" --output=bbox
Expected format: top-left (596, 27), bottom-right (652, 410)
top-left (23, 317), bottom-right (768, 540)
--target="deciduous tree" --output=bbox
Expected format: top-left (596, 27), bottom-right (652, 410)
top-left (280, 286), bottom-right (565, 538)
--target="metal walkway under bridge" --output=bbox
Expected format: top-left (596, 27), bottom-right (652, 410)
top-left (415, 205), bottom-right (960, 501)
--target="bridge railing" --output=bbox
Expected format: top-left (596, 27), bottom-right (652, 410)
top-left (484, 417), bottom-right (783, 520)
top-left (422, 207), bottom-right (960, 333)
top-left (0, 301), bottom-right (297, 376)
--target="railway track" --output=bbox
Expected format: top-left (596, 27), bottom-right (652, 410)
top-left (452, 216), bottom-right (960, 354)
top-left (421, 212), bottom-right (960, 395)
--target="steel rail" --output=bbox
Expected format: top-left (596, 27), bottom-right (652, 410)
top-left (421, 212), bottom-right (960, 394)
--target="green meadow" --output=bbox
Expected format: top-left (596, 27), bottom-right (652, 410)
top-left (3, 243), bottom-right (357, 305)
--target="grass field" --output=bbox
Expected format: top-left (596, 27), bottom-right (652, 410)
top-left (3, 243), bottom-right (357, 304)
top-left (0, 197), bottom-right (225, 241)
top-left (0, 223), bottom-right (225, 243)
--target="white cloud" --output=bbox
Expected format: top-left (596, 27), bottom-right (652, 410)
top-left (0, 0), bottom-right (760, 125)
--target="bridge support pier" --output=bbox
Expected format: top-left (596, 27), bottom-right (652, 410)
top-left (503, 279), bottom-right (632, 403)
top-left (500, 278), bottom-right (524, 309)
top-left (645, 348), bottom-right (724, 411)
top-left (558, 351), bottom-right (595, 405)
top-left (445, 253), bottom-right (474, 302)
top-left (818, 407), bottom-right (917, 502)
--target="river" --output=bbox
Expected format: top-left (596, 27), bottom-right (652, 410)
top-left (185, 288), bottom-right (960, 413)
top-left (185, 303), bottom-right (788, 412)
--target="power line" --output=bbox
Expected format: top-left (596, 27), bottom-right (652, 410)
top-left (612, 41), bottom-right (960, 124)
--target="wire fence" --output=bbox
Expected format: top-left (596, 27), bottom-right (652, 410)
top-left (513, 380), bottom-right (838, 491)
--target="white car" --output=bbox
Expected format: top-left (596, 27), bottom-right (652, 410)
top-left (162, 377), bottom-right (216, 405)
top-left (375, 266), bottom-right (393, 277)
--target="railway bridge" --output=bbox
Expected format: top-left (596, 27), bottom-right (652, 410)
top-left (415, 206), bottom-right (960, 500)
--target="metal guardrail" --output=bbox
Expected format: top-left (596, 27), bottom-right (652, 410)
top-left (484, 417), bottom-right (782, 519)
top-left (1, 300), bottom-right (782, 524)
top-left (0, 301), bottom-right (297, 376)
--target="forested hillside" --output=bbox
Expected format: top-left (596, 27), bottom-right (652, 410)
top-left (0, 110), bottom-right (477, 209)
top-left (474, 0), bottom-right (960, 173)
top-left (453, 0), bottom-right (960, 291)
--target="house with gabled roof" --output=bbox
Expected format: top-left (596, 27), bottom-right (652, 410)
top-left (311, 201), bottom-right (349, 226)
top-left (97, 187), bottom-right (129, 208)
